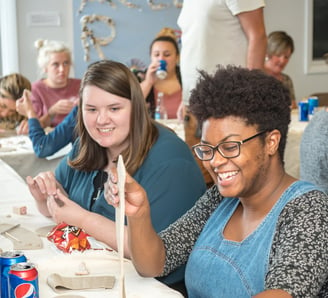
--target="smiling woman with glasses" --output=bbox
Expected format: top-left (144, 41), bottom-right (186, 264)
top-left (106, 65), bottom-right (328, 297)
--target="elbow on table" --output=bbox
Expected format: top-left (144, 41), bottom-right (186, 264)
top-left (33, 144), bottom-right (52, 158)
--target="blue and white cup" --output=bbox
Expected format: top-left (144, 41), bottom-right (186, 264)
top-left (156, 60), bottom-right (167, 79)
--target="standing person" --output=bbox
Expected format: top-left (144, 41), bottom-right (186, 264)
top-left (0, 73), bottom-right (30, 133)
top-left (30, 39), bottom-right (81, 128)
top-left (140, 28), bottom-right (181, 119)
top-left (25, 60), bottom-right (206, 287)
top-left (178, 0), bottom-right (267, 186)
top-left (264, 31), bottom-right (297, 109)
top-left (106, 66), bottom-right (328, 297)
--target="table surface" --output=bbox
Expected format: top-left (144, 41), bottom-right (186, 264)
top-left (284, 110), bottom-right (309, 178)
top-left (0, 134), bottom-right (71, 179)
top-left (0, 160), bottom-right (182, 298)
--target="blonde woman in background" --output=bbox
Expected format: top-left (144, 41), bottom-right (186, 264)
top-left (264, 31), bottom-right (297, 109)
top-left (28, 39), bottom-right (81, 128)
top-left (0, 73), bottom-right (30, 134)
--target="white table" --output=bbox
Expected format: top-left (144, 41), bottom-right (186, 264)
top-left (0, 134), bottom-right (69, 179)
top-left (284, 110), bottom-right (309, 178)
top-left (0, 160), bottom-right (183, 298)
top-left (156, 119), bottom-right (185, 141)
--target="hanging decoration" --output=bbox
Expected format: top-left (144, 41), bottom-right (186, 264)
top-left (118, 0), bottom-right (140, 9)
top-left (147, 0), bottom-right (167, 10)
top-left (173, 0), bottom-right (182, 8)
top-left (78, 0), bottom-right (115, 14)
top-left (80, 14), bottom-right (116, 61)
top-left (78, 0), bottom-right (182, 13)
top-left (77, 0), bottom-right (182, 62)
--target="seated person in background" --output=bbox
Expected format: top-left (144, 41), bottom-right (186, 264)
top-left (16, 89), bottom-right (77, 158)
top-left (25, 60), bottom-right (206, 287)
top-left (0, 73), bottom-right (30, 133)
top-left (140, 28), bottom-right (181, 119)
top-left (106, 65), bottom-right (328, 297)
top-left (264, 31), bottom-right (297, 109)
top-left (300, 108), bottom-right (328, 194)
top-left (26, 39), bottom-right (80, 128)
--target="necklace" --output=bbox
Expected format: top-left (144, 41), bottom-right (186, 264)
top-left (92, 170), bottom-right (109, 205)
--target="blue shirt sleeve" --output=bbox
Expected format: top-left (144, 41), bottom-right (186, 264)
top-left (28, 106), bottom-right (77, 158)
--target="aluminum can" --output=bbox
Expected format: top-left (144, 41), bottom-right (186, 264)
top-left (156, 60), bottom-right (167, 79)
top-left (298, 101), bottom-right (309, 121)
top-left (0, 251), bottom-right (27, 298)
top-left (308, 96), bottom-right (319, 118)
top-left (9, 262), bottom-right (39, 298)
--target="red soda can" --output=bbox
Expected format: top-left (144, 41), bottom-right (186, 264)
top-left (9, 262), bottom-right (39, 298)
top-left (0, 251), bottom-right (27, 298)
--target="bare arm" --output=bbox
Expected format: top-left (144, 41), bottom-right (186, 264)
top-left (140, 61), bottom-right (159, 99)
top-left (253, 289), bottom-right (292, 298)
top-left (127, 203), bottom-right (166, 277)
top-left (237, 7), bottom-right (267, 70)
top-left (105, 170), bottom-right (166, 277)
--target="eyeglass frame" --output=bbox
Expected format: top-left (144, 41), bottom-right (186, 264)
top-left (192, 131), bottom-right (267, 161)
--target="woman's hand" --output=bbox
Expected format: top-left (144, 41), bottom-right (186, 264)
top-left (144, 61), bottom-right (160, 85)
top-left (16, 89), bottom-right (36, 119)
top-left (26, 171), bottom-right (67, 217)
top-left (48, 99), bottom-right (75, 116)
top-left (47, 189), bottom-right (88, 226)
top-left (26, 171), bottom-right (58, 202)
top-left (104, 168), bottom-right (150, 219)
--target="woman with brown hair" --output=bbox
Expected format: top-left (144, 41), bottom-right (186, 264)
top-left (25, 60), bottom-right (206, 286)
top-left (0, 73), bottom-right (30, 132)
top-left (140, 28), bottom-right (182, 119)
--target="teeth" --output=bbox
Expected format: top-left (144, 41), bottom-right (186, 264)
top-left (99, 128), bottom-right (114, 132)
top-left (218, 171), bottom-right (238, 181)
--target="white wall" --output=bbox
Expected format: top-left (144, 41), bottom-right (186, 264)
top-left (10, 0), bottom-right (328, 100)
top-left (264, 0), bottom-right (328, 101)
top-left (16, 0), bottom-right (73, 81)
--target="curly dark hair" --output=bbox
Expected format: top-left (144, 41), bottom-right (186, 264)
top-left (189, 65), bottom-right (291, 163)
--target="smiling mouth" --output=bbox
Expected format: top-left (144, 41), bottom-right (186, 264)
top-left (98, 128), bottom-right (114, 133)
top-left (218, 170), bottom-right (238, 181)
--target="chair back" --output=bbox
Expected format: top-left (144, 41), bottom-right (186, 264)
top-left (309, 93), bottom-right (328, 106)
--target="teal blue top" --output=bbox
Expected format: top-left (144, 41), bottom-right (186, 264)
top-left (28, 106), bottom-right (77, 158)
top-left (55, 123), bottom-right (206, 284)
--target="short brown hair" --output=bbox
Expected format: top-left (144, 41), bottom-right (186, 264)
top-left (267, 31), bottom-right (294, 57)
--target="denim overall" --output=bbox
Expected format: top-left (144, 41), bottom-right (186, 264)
top-left (185, 181), bottom-right (316, 298)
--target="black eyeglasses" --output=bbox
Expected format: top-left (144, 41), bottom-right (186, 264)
top-left (192, 131), bottom-right (267, 161)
